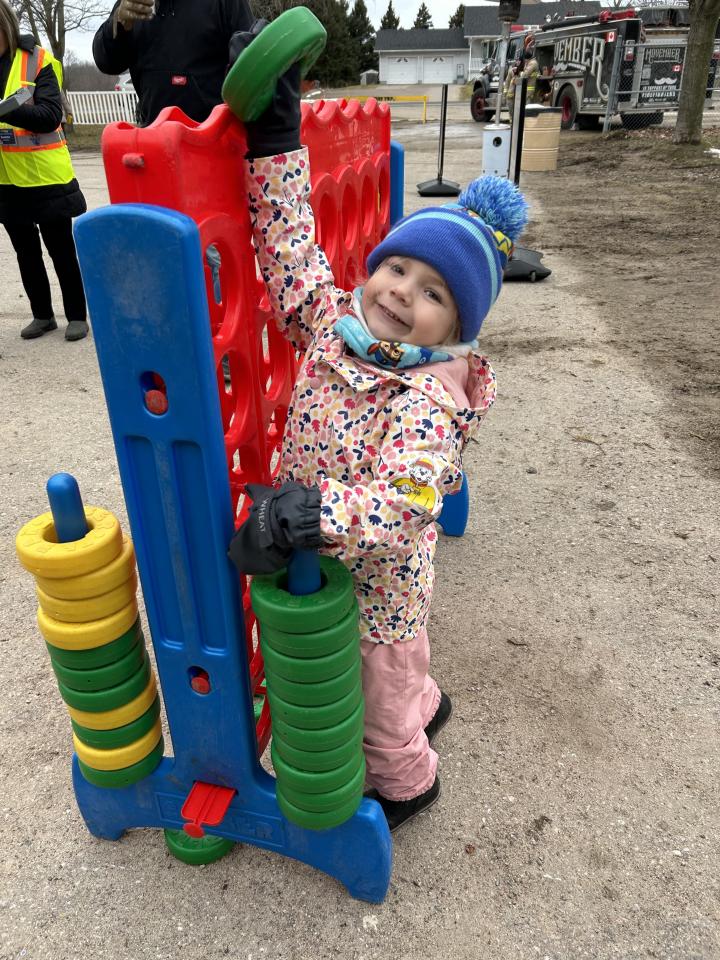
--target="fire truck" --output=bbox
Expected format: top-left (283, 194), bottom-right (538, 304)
top-left (469, 7), bottom-right (720, 129)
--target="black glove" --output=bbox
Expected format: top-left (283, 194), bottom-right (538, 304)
top-left (228, 481), bottom-right (321, 575)
top-left (228, 19), bottom-right (302, 157)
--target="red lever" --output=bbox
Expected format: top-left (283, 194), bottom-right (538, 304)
top-left (181, 781), bottom-right (236, 838)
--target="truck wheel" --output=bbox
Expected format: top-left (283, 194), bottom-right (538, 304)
top-left (470, 89), bottom-right (488, 123)
top-left (558, 86), bottom-right (578, 130)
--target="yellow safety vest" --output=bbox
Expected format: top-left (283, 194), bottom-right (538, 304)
top-left (0, 45), bottom-right (76, 188)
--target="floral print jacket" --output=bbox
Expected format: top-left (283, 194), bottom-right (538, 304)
top-left (246, 148), bottom-right (497, 644)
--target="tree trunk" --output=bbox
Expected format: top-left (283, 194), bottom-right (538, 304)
top-left (673, 2), bottom-right (720, 143)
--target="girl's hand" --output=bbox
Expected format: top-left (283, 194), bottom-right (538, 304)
top-left (228, 20), bottom-right (302, 157)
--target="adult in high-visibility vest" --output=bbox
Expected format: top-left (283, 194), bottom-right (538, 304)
top-left (0, 0), bottom-right (88, 341)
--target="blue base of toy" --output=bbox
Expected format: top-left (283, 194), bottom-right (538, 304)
top-left (73, 203), bottom-right (392, 903)
top-left (73, 756), bottom-right (391, 902)
top-left (437, 471), bottom-right (469, 537)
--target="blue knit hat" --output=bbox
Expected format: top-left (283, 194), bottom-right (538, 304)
top-left (366, 176), bottom-right (529, 343)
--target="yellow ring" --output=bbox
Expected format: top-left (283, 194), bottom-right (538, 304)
top-left (72, 719), bottom-right (162, 770)
top-left (36, 536), bottom-right (135, 600)
top-left (37, 601), bottom-right (138, 650)
top-left (66, 674), bottom-right (158, 730)
top-left (16, 507), bottom-right (122, 578)
top-left (37, 571), bottom-right (137, 623)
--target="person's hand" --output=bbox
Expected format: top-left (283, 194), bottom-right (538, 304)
top-left (228, 20), bottom-right (302, 156)
top-left (227, 481), bottom-right (321, 575)
top-left (116, 0), bottom-right (154, 31)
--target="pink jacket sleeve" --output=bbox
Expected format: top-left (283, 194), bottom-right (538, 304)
top-left (245, 149), bottom-right (349, 354)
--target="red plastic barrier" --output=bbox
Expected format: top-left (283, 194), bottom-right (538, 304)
top-left (101, 99), bottom-right (392, 753)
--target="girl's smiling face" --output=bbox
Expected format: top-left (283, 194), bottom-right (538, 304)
top-left (362, 256), bottom-right (459, 347)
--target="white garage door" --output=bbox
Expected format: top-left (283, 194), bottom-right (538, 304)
top-left (387, 56), bottom-right (418, 84)
top-left (422, 56), bottom-right (455, 84)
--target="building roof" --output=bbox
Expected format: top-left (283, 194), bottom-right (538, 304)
top-left (375, 28), bottom-right (468, 52)
top-left (463, 2), bottom-right (603, 37)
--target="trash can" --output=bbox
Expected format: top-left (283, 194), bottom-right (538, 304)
top-left (521, 106), bottom-right (562, 172)
top-left (481, 123), bottom-right (511, 177)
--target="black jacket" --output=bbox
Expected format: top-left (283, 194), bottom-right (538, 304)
top-left (93, 0), bottom-right (253, 125)
top-left (0, 35), bottom-right (85, 225)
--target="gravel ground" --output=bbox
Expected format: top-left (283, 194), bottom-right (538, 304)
top-left (1, 118), bottom-right (718, 960)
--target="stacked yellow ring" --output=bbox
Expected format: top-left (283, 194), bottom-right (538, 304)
top-left (16, 507), bottom-right (164, 788)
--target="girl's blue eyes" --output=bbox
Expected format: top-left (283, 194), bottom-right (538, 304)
top-left (388, 264), bottom-right (442, 303)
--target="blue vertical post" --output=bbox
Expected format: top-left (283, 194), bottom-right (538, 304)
top-left (389, 140), bottom-right (405, 226)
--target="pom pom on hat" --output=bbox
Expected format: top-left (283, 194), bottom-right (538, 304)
top-left (457, 175), bottom-right (529, 245)
top-left (366, 175), bottom-right (529, 343)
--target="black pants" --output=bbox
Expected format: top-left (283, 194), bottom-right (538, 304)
top-left (4, 217), bottom-right (87, 324)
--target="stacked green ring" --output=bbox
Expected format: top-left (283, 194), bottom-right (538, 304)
top-left (20, 515), bottom-right (165, 790)
top-left (251, 555), bottom-right (366, 831)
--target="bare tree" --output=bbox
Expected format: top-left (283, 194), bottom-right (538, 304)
top-left (10, 0), bottom-right (108, 64)
top-left (673, 0), bottom-right (720, 143)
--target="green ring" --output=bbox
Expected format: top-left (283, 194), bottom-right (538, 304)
top-left (267, 683), bottom-right (362, 731)
top-left (77, 735), bottom-right (164, 788)
top-left (261, 605), bottom-right (360, 659)
top-left (261, 637), bottom-right (359, 684)
top-left (273, 725), bottom-right (364, 772)
top-left (222, 7), bottom-right (327, 121)
top-left (71, 697), bottom-right (161, 749)
top-left (251, 556), bottom-right (354, 634)
top-left (276, 759), bottom-right (366, 812)
top-left (52, 634), bottom-right (144, 691)
top-left (263, 657), bottom-right (360, 706)
top-left (58, 653), bottom-right (150, 712)
top-left (271, 741), bottom-right (364, 794)
top-left (163, 829), bottom-right (235, 866)
top-left (46, 619), bottom-right (142, 669)
top-left (270, 700), bottom-right (364, 752)
top-left (276, 784), bottom-right (362, 831)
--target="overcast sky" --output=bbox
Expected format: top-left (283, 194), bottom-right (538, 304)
top-left (65, 0), bottom-right (499, 61)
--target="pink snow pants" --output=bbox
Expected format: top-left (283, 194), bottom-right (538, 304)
top-left (361, 627), bottom-right (441, 801)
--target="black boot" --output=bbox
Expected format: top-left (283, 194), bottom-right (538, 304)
top-left (21, 316), bottom-right (57, 339)
top-left (375, 776), bottom-right (441, 833)
top-left (424, 691), bottom-right (452, 745)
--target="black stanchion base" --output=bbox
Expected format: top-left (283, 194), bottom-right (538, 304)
top-left (416, 178), bottom-right (461, 197)
top-left (503, 245), bottom-right (552, 282)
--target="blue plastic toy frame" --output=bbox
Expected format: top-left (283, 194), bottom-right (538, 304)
top-left (72, 204), bottom-right (392, 903)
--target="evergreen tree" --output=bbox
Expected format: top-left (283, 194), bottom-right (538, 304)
top-left (448, 4), bottom-right (465, 29)
top-left (348, 0), bottom-right (379, 73)
top-left (304, 0), bottom-right (360, 86)
top-left (380, 0), bottom-right (400, 30)
top-left (413, 3), bottom-right (433, 28)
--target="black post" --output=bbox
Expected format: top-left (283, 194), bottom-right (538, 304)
top-left (417, 84), bottom-right (461, 197)
top-left (509, 77), bottom-right (528, 185)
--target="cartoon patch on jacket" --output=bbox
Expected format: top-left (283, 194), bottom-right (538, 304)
top-left (390, 459), bottom-right (439, 512)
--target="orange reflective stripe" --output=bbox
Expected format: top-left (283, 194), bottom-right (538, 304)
top-left (37, 48), bottom-right (45, 72)
top-left (19, 50), bottom-right (29, 83)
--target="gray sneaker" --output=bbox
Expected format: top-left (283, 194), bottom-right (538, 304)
top-left (21, 316), bottom-right (57, 339)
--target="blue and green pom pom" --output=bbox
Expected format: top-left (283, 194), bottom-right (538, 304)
top-left (457, 176), bottom-right (529, 241)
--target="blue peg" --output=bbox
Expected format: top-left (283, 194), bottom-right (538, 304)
top-left (46, 473), bottom-right (89, 544)
top-left (287, 549), bottom-right (322, 596)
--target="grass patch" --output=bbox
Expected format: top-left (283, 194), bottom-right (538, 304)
top-left (65, 125), bottom-right (104, 151)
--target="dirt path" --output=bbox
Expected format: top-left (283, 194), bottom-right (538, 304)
top-left (0, 124), bottom-right (718, 960)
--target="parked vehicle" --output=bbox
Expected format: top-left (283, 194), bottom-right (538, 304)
top-left (469, 8), bottom-right (720, 128)
top-left (114, 72), bottom-right (135, 93)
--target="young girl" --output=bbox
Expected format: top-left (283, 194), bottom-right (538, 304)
top-left (228, 54), bottom-right (528, 832)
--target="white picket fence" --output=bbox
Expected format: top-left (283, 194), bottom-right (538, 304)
top-left (67, 90), bottom-right (139, 125)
